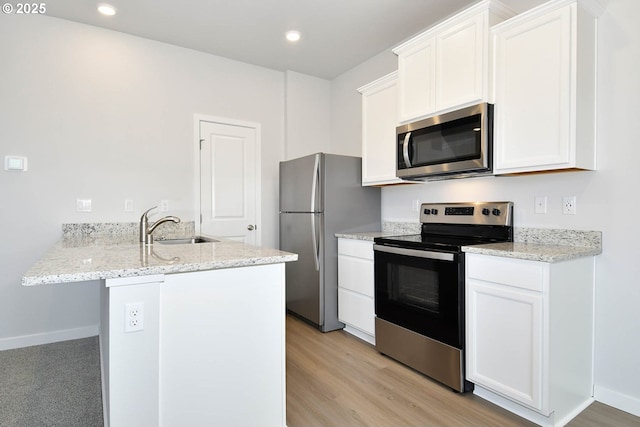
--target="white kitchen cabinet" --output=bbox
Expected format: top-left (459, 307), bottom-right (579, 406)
top-left (102, 264), bottom-right (287, 427)
top-left (466, 253), bottom-right (594, 427)
top-left (358, 72), bottom-right (405, 186)
top-left (337, 238), bottom-right (375, 344)
top-left (394, 0), bottom-right (514, 123)
top-left (492, 0), bottom-right (600, 174)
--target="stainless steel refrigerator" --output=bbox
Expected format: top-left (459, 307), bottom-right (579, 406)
top-left (279, 153), bottom-right (381, 332)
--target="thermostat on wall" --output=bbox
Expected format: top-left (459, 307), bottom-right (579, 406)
top-left (4, 156), bottom-right (28, 171)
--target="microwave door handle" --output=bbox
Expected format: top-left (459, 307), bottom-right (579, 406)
top-left (402, 132), bottom-right (412, 167)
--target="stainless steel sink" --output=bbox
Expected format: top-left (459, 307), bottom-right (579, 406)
top-left (155, 236), bottom-right (220, 245)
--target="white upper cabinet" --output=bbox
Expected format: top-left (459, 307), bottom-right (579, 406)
top-left (492, 0), bottom-right (601, 174)
top-left (435, 14), bottom-right (485, 112)
top-left (394, 0), bottom-right (515, 123)
top-left (358, 72), bottom-right (406, 186)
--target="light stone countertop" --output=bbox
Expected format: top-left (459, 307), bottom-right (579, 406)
top-left (462, 242), bottom-right (602, 263)
top-left (22, 233), bottom-right (298, 286)
top-left (463, 227), bottom-right (602, 263)
top-left (335, 231), bottom-right (400, 242)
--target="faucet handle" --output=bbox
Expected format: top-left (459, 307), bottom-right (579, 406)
top-left (141, 206), bottom-right (158, 221)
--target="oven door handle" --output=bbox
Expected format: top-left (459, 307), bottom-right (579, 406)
top-left (373, 244), bottom-right (455, 261)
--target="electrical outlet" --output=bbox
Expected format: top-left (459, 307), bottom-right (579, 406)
top-left (411, 199), bottom-right (420, 212)
top-left (160, 200), bottom-right (169, 212)
top-left (562, 196), bottom-right (577, 215)
top-left (124, 199), bottom-right (134, 212)
top-left (534, 196), bottom-right (547, 214)
top-left (125, 302), bottom-right (144, 333)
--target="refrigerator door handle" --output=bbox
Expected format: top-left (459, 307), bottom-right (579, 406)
top-left (311, 213), bottom-right (320, 271)
top-left (311, 154), bottom-right (319, 213)
top-left (310, 154), bottom-right (320, 270)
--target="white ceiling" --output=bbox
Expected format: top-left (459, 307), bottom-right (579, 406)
top-left (44, 0), bottom-right (544, 80)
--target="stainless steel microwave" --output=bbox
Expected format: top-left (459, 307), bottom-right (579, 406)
top-left (396, 103), bottom-right (493, 181)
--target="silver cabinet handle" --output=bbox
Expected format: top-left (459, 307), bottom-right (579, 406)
top-left (247, 224), bottom-right (255, 231)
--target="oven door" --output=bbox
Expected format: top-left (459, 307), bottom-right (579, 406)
top-left (374, 244), bottom-right (463, 349)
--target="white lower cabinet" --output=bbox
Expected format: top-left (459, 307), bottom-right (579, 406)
top-left (102, 264), bottom-right (287, 427)
top-left (466, 253), bottom-right (594, 427)
top-left (337, 238), bottom-right (375, 344)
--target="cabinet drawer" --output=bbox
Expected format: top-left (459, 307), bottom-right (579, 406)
top-left (338, 239), bottom-right (374, 260)
top-left (338, 289), bottom-right (375, 336)
top-left (466, 254), bottom-right (545, 292)
top-left (338, 256), bottom-right (374, 297)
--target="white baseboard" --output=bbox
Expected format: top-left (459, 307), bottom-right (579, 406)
top-left (594, 384), bottom-right (640, 418)
top-left (0, 325), bottom-right (99, 351)
top-left (343, 325), bottom-right (375, 346)
top-left (474, 385), bottom-right (594, 427)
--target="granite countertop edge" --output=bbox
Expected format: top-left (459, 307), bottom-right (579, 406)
top-left (462, 242), bottom-right (602, 263)
top-left (335, 231), bottom-right (400, 241)
top-left (22, 232), bottom-right (298, 286)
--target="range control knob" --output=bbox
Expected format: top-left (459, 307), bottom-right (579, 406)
top-left (492, 208), bottom-right (501, 216)
top-left (424, 208), bottom-right (430, 215)
top-left (482, 208), bottom-right (490, 216)
top-left (431, 208), bottom-right (438, 215)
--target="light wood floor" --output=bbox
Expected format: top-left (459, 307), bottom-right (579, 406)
top-left (286, 315), bottom-right (640, 427)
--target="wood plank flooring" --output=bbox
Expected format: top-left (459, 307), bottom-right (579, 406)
top-left (286, 315), bottom-right (640, 427)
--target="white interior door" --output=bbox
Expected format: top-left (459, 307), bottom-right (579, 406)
top-left (199, 120), bottom-right (259, 245)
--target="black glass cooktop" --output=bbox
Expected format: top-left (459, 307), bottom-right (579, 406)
top-left (374, 234), bottom-right (508, 253)
top-left (375, 222), bottom-right (513, 253)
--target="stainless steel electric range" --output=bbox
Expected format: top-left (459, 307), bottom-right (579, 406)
top-left (373, 201), bottom-right (513, 392)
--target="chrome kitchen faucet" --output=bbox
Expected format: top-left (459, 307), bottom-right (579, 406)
top-left (139, 206), bottom-right (181, 245)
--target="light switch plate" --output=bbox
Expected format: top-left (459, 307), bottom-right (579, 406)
top-left (76, 199), bottom-right (92, 212)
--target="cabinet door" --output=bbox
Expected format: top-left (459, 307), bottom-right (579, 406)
top-left (466, 278), bottom-right (544, 412)
top-left (337, 239), bottom-right (375, 336)
top-left (493, 5), bottom-right (573, 173)
top-left (337, 240), bottom-right (374, 297)
top-left (397, 38), bottom-right (435, 123)
top-left (435, 13), bottom-right (485, 111)
top-left (359, 73), bottom-right (404, 185)
top-left (338, 289), bottom-right (375, 336)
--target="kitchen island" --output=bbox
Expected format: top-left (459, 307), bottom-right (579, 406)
top-left (23, 226), bottom-right (297, 427)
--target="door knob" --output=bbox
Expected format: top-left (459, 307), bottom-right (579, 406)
top-left (247, 224), bottom-right (255, 231)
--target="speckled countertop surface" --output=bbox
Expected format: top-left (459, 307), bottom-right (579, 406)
top-left (335, 231), bottom-right (399, 241)
top-left (22, 225), bottom-right (298, 286)
top-left (463, 227), bottom-right (602, 263)
top-left (462, 242), bottom-right (601, 263)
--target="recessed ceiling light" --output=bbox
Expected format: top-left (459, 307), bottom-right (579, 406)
top-left (285, 31), bottom-right (301, 42)
top-left (97, 3), bottom-right (117, 16)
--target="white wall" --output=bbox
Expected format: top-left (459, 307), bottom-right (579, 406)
top-left (330, 50), bottom-right (397, 156)
top-left (0, 15), bottom-right (285, 346)
top-left (330, 0), bottom-right (640, 417)
top-left (284, 70), bottom-right (331, 160)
